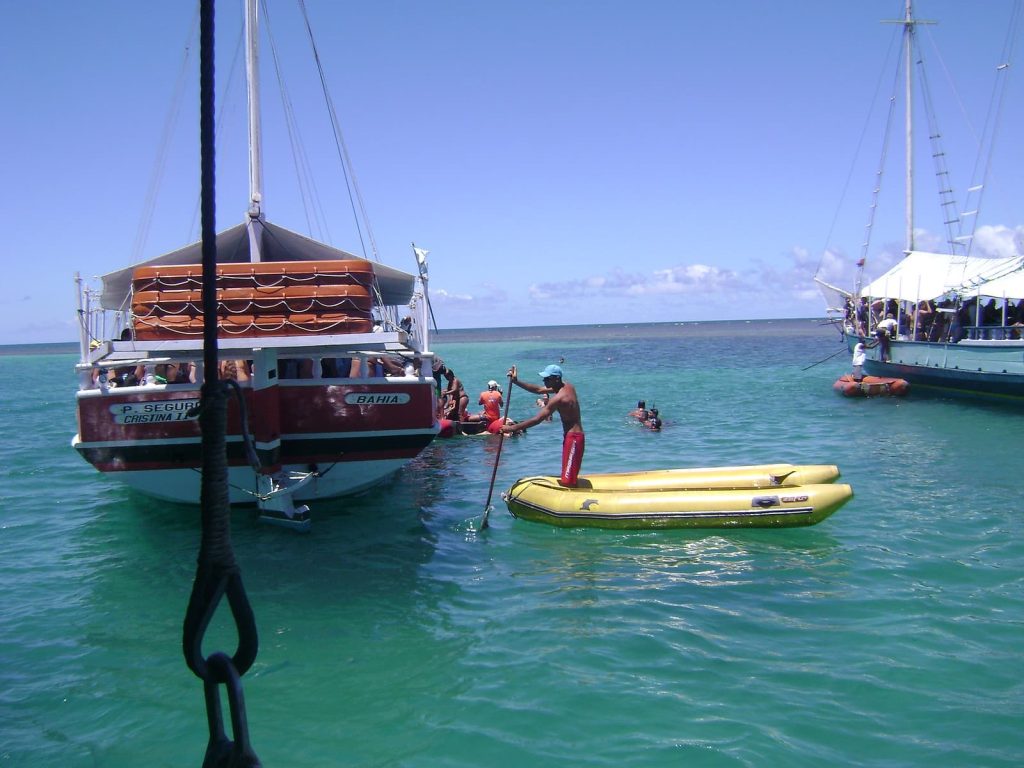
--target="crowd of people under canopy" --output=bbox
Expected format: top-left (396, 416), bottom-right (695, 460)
top-left (845, 295), bottom-right (1024, 343)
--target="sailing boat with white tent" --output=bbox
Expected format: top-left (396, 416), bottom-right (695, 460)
top-left (71, 0), bottom-right (439, 527)
top-left (817, 1), bottom-right (1024, 403)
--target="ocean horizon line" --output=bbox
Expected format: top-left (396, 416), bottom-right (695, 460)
top-left (2, 317), bottom-right (830, 354)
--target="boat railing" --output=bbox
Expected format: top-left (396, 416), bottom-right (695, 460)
top-left (960, 324), bottom-right (1024, 341)
top-left (75, 331), bottom-right (436, 393)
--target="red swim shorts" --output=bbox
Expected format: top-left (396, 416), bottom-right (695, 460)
top-left (559, 431), bottom-right (585, 487)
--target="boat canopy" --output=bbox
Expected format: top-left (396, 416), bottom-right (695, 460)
top-left (861, 250), bottom-right (1024, 302)
top-left (99, 219), bottom-right (417, 310)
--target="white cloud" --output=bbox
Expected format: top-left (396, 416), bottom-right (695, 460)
top-left (638, 264), bottom-right (742, 295)
top-left (972, 224), bottom-right (1024, 258)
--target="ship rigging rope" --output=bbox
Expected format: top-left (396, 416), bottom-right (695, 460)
top-left (181, 2), bottom-right (261, 765)
top-left (261, 0), bottom-right (331, 243)
top-left (296, 0), bottom-right (380, 264)
top-left (812, 25), bottom-right (901, 286)
top-left (925, 2), bottom-right (1022, 264)
top-left (131, 9), bottom-right (199, 265)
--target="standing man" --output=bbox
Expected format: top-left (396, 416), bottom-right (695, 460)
top-left (875, 312), bottom-right (898, 362)
top-left (851, 342), bottom-right (867, 381)
top-left (501, 364), bottom-right (584, 487)
top-left (441, 367), bottom-right (469, 421)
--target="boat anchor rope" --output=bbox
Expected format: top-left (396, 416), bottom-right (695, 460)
top-left (182, 5), bottom-right (261, 762)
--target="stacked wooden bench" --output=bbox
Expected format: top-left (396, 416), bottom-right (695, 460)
top-left (131, 260), bottom-right (375, 340)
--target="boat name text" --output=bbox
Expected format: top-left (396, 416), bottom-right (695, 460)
top-left (110, 399), bottom-right (201, 424)
top-left (344, 392), bottom-right (411, 406)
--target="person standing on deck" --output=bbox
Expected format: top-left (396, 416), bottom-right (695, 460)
top-left (875, 313), bottom-right (898, 362)
top-left (501, 364), bottom-right (584, 487)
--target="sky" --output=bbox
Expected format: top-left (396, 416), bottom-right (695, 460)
top-left (2, 0), bottom-right (1022, 344)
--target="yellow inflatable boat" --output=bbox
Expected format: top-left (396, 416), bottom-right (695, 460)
top-left (502, 464), bottom-right (852, 529)
top-left (562, 463), bottom-right (840, 492)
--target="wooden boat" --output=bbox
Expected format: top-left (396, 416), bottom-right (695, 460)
top-left (502, 465), bottom-right (853, 529)
top-left (833, 375), bottom-right (909, 398)
top-left (71, 2), bottom-right (439, 529)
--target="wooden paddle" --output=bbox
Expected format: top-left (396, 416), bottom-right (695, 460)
top-left (480, 371), bottom-right (514, 530)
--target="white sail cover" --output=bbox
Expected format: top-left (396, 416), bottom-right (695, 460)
top-left (860, 250), bottom-right (1024, 302)
top-left (99, 220), bottom-right (417, 310)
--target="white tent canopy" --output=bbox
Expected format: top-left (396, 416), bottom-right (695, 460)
top-left (99, 219), bottom-right (417, 310)
top-left (861, 250), bottom-right (1024, 302)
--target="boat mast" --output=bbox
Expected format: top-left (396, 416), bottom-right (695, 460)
top-left (245, 0), bottom-right (265, 261)
top-left (903, 0), bottom-right (914, 254)
top-left (885, 1), bottom-right (935, 255)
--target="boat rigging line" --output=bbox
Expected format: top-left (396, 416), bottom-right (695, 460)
top-left (812, 17), bottom-right (901, 297)
top-left (261, 0), bottom-right (330, 243)
top-left (297, 0), bottom-right (379, 264)
top-left (801, 346), bottom-right (849, 372)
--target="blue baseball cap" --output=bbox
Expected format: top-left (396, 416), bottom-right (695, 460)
top-left (538, 364), bottom-right (563, 379)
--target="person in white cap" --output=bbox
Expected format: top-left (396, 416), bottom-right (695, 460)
top-left (502, 363), bottom-right (584, 487)
top-left (476, 379), bottom-right (504, 424)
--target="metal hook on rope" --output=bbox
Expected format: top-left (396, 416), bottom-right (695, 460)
top-left (200, 652), bottom-right (260, 768)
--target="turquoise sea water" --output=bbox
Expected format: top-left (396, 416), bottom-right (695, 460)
top-left (1, 319), bottom-right (1021, 767)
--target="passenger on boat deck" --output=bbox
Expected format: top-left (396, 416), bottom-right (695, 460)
top-left (501, 364), bottom-right (585, 487)
top-left (628, 400), bottom-right (649, 420)
top-left (1011, 300), bottom-right (1024, 339)
top-left (441, 367), bottom-right (469, 421)
top-left (219, 359), bottom-right (251, 382)
top-left (376, 355), bottom-right (407, 376)
top-left (112, 366), bottom-right (139, 387)
top-left (913, 300), bottom-right (935, 340)
top-left (875, 313), bottom-right (897, 362)
top-left (855, 297), bottom-right (869, 336)
top-left (980, 298), bottom-right (1000, 338)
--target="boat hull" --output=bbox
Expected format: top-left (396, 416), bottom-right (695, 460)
top-left (70, 456), bottom-right (418, 505)
top-left (848, 336), bottom-right (1024, 403)
top-left (503, 472), bottom-right (853, 529)
top-left (74, 375), bottom-right (437, 504)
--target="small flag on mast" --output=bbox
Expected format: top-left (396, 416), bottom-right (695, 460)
top-left (413, 246), bottom-right (429, 278)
